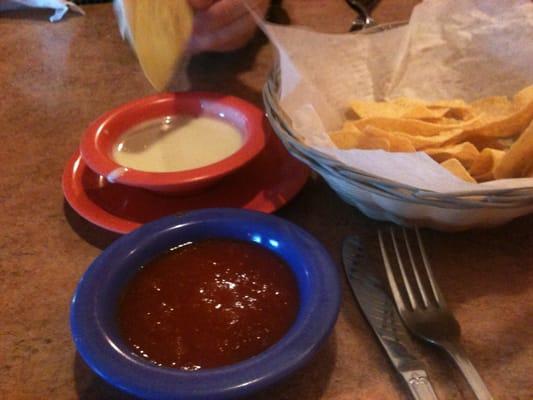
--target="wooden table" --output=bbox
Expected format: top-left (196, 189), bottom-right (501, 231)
top-left (1, 2), bottom-right (531, 399)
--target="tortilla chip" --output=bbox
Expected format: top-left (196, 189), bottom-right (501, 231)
top-left (352, 117), bottom-right (478, 137)
top-left (425, 142), bottom-right (479, 168)
top-left (429, 99), bottom-right (474, 120)
top-left (360, 126), bottom-right (416, 152)
top-left (471, 96), bottom-right (514, 120)
top-left (462, 88), bottom-right (533, 139)
top-left (330, 126), bottom-right (392, 151)
top-left (432, 117), bottom-right (469, 125)
top-left (466, 104), bottom-right (533, 139)
top-left (329, 128), bottom-right (361, 149)
top-left (332, 85), bottom-right (533, 183)
top-left (469, 148), bottom-right (506, 182)
top-left (121, 0), bottom-right (193, 90)
top-left (391, 97), bottom-right (452, 120)
top-left (363, 125), bottom-right (461, 150)
top-left (440, 158), bottom-right (476, 183)
top-left (350, 100), bottom-right (406, 119)
top-left (513, 85), bottom-right (533, 109)
top-left (494, 120), bottom-right (533, 179)
top-left (430, 99), bottom-right (468, 108)
top-left (462, 135), bottom-right (509, 151)
top-left (355, 135), bottom-right (391, 151)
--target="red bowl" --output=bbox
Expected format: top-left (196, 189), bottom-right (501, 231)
top-left (80, 92), bottom-right (267, 194)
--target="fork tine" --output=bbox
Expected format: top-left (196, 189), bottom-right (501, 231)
top-left (415, 228), bottom-right (446, 307)
top-left (378, 229), bottom-right (407, 312)
top-left (390, 227), bottom-right (418, 310)
top-left (402, 227), bottom-right (431, 308)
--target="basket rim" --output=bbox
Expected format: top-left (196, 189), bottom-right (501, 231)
top-left (261, 54), bottom-right (533, 209)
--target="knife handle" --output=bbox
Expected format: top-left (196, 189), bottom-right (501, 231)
top-left (401, 370), bottom-right (439, 400)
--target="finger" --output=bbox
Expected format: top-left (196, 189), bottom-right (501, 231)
top-left (188, 12), bottom-right (260, 53)
top-left (193, 0), bottom-right (268, 34)
top-left (188, 0), bottom-right (216, 11)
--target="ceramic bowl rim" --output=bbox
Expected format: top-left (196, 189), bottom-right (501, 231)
top-left (79, 92), bottom-right (267, 192)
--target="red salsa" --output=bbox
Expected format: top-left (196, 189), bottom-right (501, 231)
top-left (117, 239), bottom-right (299, 370)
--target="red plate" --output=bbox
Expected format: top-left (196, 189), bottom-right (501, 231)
top-left (62, 133), bottom-right (309, 234)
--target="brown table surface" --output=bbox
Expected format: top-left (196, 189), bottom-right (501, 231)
top-left (1, 1), bottom-right (532, 399)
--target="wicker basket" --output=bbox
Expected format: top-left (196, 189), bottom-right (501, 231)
top-left (262, 49), bottom-right (533, 231)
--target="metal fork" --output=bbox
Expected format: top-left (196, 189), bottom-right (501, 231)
top-left (378, 227), bottom-right (494, 400)
top-left (345, 0), bottom-right (378, 31)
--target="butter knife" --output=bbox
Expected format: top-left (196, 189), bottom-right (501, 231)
top-left (342, 236), bottom-right (439, 400)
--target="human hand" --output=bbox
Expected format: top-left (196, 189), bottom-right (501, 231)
top-left (187, 0), bottom-right (270, 53)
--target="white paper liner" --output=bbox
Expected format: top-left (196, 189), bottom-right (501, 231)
top-left (0, 0), bottom-right (84, 22)
top-left (264, 0), bottom-right (533, 195)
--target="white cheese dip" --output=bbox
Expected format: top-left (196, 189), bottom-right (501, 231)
top-left (112, 116), bottom-right (243, 173)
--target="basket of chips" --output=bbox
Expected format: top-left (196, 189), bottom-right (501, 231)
top-left (262, 1), bottom-right (533, 230)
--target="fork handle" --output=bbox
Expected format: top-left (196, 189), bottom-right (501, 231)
top-left (441, 341), bottom-right (493, 400)
top-left (401, 370), bottom-right (439, 400)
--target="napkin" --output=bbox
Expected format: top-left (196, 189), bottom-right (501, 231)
top-left (0, 0), bottom-right (84, 22)
top-left (265, 0), bottom-right (533, 194)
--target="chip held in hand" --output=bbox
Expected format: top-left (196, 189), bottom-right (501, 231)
top-left (115, 0), bottom-right (193, 91)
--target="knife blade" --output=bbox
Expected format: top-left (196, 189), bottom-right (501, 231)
top-left (342, 236), bottom-right (439, 400)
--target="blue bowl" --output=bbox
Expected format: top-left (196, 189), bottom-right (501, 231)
top-left (70, 209), bottom-right (341, 400)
